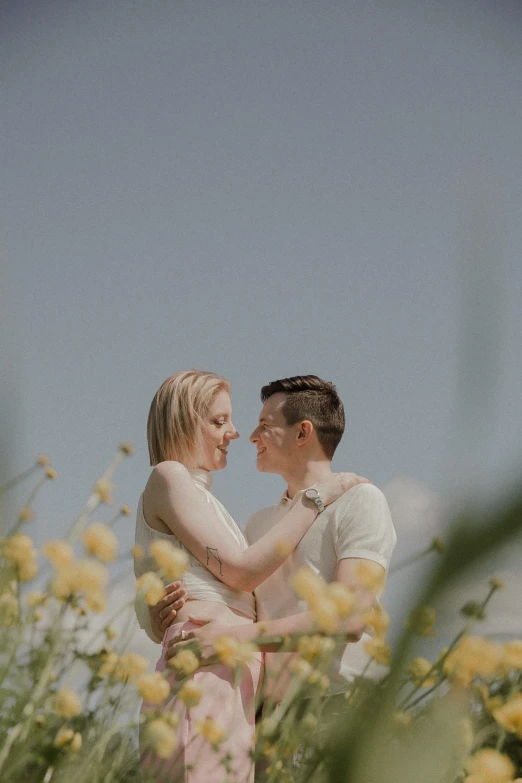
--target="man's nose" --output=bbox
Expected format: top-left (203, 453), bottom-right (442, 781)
top-left (249, 427), bottom-right (259, 443)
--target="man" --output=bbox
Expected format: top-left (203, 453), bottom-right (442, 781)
top-left (138, 375), bottom-right (396, 697)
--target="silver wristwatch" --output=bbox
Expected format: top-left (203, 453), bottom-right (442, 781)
top-left (304, 487), bottom-right (325, 514)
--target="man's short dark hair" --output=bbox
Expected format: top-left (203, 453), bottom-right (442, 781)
top-left (260, 375), bottom-right (345, 459)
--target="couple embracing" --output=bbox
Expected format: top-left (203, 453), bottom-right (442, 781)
top-left (134, 370), bottom-right (396, 782)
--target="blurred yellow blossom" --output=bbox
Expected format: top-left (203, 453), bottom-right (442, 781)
top-left (362, 605), bottom-right (390, 638)
top-left (26, 590), bottom-right (47, 607)
top-left (136, 572), bottom-right (166, 606)
top-left (355, 561), bottom-right (385, 593)
top-left (136, 672), bottom-right (170, 704)
top-left (213, 636), bottom-right (257, 668)
top-left (301, 713), bottom-right (318, 731)
top-left (179, 680), bottom-right (203, 707)
top-left (82, 522), bottom-right (118, 562)
top-left (465, 748), bottom-right (515, 783)
top-left (133, 544), bottom-right (144, 560)
top-left (291, 567), bottom-right (326, 606)
top-left (54, 727), bottom-right (79, 750)
top-left (144, 718), bottom-right (178, 759)
top-left (37, 454), bottom-right (50, 466)
top-left (45, 467), bottom-right (58, 480)
top-left (297, 634), bottom-right (336, 663)
top-left (120, 504), bottom-right (132, 516)
top-left (289, 658), bottom-right (313, 679)
top-left (364, 638), bottom-right (391, 666)
top-left (405, 606), bottom-right (437, 636)
top-left (195, 716), bottom-right (225, 747)
top-left (493, 695), bottom-right (522, 739)
top-left (488, 576), bottom-right (504, 590)
top-left (113, 653), bottom-right (149, 683)
top-left (2, 534), bottom-right (39, 581)
top-left (42, 540), bottom-right (74, 569)
top-left (326, 582), bottom-right (356, 616)
top-left (54, 688), bottom-right (81, 718)
top-left (312, 596), bottom-right (340, 634)
top-left (169, 649), bottom-right (200, 676)
top-left (105, 624), bottom-right (117, 640)
top-left (308, 671), bottom-right (330, 691)
top-left (119, 442), bottom-right (134, 455)
top-left (502, 640), bottom-right (522, 671)
top-left (85, 591), bottom-right (106, 613)
top-left (443, 637), bottom-right (502, 687)
top-left (94, 477), bottom-right (113, 504)
top-left (149, 540), bottom-right (189, 580)
top-left (393, 711), bottom-right (412, 728)
top-left (52, 558), bottom-right (108, 601)
top-left (274, 538), bottom-right (293, 557)
top-left (17, 506), bottom-right (33, 522)
top-left (408, 657), bottom-right (436, 687)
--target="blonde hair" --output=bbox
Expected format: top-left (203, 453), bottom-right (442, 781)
top-left (147, 370), bottom-right (231, 467)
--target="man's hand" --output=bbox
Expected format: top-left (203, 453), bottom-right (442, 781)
top-left (149, 581), bottom-right (187, 640)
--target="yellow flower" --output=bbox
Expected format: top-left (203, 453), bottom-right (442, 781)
top-left (149, 540), bottom-right (189, 580)
top-left (326, 582), bottom-right (356, 616)
top-left (137, 672), bottom-right (170, 704)
top-left (502, 640), bottom-right (522, 671)
top-left (408, 657), bottom-right (436, 687)
top-left (297, 634), bottom-right (336, 663)
top-left (291, 567), bottom-right (326, 606)
top-left (169, 649), bottom-right (200, 676)
top-left (42, 540), bottom-right (74, 569)
top-left (136, 572), bottom-right (166, 606)
top-left (144, 718), bottom-right (178, 759)
top-left (113, 653), bottom-right (149, 683)
top-left (2, 534), bottom-right (39, 581)
top-left (54, 688), bottom-right (81, 718)
top-left (85, 591), bottom-right (106, 613)
top-left (94, 477), bottom-right (113, 504)
top-left (213, 636), bottom-right (257, 668)
top-left (443, 637), bottom-right (501, 687)
top-left (45, 467), bottom-right (58, 480)
top-left (54, 727), bottom-right (74, 748)
top-left (404, 606), bottom-right (437, 636)
top-left (274, 539), bottom-right (293, 557)
top-left (465, 749), bottom-right (515, 782)
top-left (98, 650), bottom-right (119, 678)
top-left (120, 504), bottom-right (132, 516)
top-left (354, 561), bottom-right (386, 593)
top-left (26, 590), bottom-right (47, 607)
top-left (195, 716), bottom-right (225, 747)
top-left (364, 638), bottom-right (391, 666)
top-left (308, 671), bottom-right (330, 691)
top-left (362, 605), bottom-right (390, 638)
top-left (70, 732), bottom-right (82, 752)
top-left (311, 596), bottom-right (340, 634)
top-left (119, 442), bottom-right (133, 456)
top-left (37, 454), bottom-right (50, 466)
top-left (105, 624), bottom-right (117, 640)
top-left (179, 681), bottom-right (203, 707)
top-left (52, 558), bottom-right (108, 601)
top-left (18, 506), bottom-right (33, 522)
top-left (133, 544), bottom-right (144, 560)
top-left (0, 591), bottom-right (19, 625)
top-left (488, 576), bottom-right (504, 590)
top-left (493, 695), bottom-right (522, 739)
top-left (82, 522), bottom-right (118, 562)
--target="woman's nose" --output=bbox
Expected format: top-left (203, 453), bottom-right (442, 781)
top-left (227, 423), bottom-right (240, 440)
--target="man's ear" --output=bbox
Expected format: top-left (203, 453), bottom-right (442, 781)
top-left (296, 420), bottom-right (314, 445)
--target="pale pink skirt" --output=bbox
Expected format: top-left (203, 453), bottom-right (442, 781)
top-left (140, 621), bottom-right (262, 783)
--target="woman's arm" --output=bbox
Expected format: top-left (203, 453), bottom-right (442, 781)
top-left (145, 462), bottom-right (367, 592)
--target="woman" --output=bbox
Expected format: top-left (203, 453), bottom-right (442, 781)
top-left (135, 370), bottom-right (359, 783)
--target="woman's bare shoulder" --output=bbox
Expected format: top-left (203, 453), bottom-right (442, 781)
top-left (146, 461), bottom-right (189, 492)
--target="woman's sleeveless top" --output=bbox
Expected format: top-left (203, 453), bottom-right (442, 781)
top-left (134, 468), bottom-right (256, 620)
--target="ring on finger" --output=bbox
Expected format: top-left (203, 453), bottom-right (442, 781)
top-left (180, 630), bottom-right (186, 641)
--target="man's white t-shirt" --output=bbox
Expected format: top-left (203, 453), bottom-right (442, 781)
top-left (245, 482), bottom-right (397, 695)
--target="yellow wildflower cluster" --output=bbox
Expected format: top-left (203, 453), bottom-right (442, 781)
top-left (136, 571), bottom-right (166, 606)
top-left (149, 540), bottom-right (189, 580)
top-left (363, 637), bottom-right (392, 666)
top-left (99, 651), bottom-right (149, 682)
top-left (2, 533), bottom-right (39, 581)
top-left (213, 635), bottom-right (258, 668)
top-left (168, 649), bottom-right (200, 676)
top-left (195, 716), bottom-right (225, 748)
top-left (94, 477), bottom-right (113, 504)
top-left (0, 588), bottom-right (19, 626)
top-left (502, 640), bottom-right (522, 671)
top-left (179, 680), bottom-right (203, 707)
top-left (464, 748), bottom-right (516, 783)
top-left (136, 672), bottom-right (170, 704)
top-left (297, 634), bottom-right (336, 664)
top-left (50, 557), bottom-right (108, 609)
top-left (54, 727), bottom-right (82, 752)
top-left (493, 695), bottom-right (522, 740)
top-left (408, 657), bottom-right (436, 687)
top-left (54, 688), bottom-right (81, 718)
top-left (82, 522), bottom-right (119, 563)
top-left (144, 718), bottom-right (178, 759)
top-left (291, 567), bottom-right (356, 633)
top-left (43, 540), bottom-right (74, 569)
top-left (443, 636), bottom-right (502, 687)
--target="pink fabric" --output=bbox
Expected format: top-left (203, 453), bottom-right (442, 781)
top-left (141, 621), bottom-right (262, 783)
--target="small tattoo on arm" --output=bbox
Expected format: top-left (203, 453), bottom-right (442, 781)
top-left (206, 547), bottom-right (223, 576)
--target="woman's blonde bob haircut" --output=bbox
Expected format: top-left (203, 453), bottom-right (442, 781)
top-left (147, 370), bottom-right (231, 468)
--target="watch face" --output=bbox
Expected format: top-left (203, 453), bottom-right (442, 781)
top-left (305, 488), bottom-right (319, 500)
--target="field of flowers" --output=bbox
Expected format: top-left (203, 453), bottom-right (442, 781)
top-left (1, 450), bottom-right (521, 782)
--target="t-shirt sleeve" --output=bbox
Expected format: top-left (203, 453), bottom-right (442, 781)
top-left (335, 483), bottom-right (397, 570)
